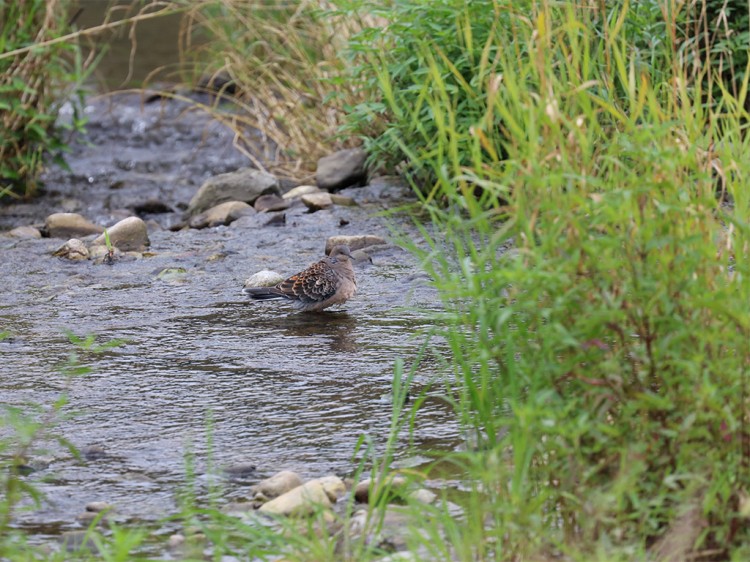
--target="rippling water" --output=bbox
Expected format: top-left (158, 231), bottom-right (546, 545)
top-left (0, 219), bottom-right (460, 542)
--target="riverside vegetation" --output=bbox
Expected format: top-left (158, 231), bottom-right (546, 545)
top-left (2, 0), bottom-right (750, 560)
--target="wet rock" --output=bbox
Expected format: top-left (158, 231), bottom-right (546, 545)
top-left (53, 238), bottom-right (90, 260)
top-left (92, 216), bottom-right (150, 251)
top-left (282, 185), bottom-right (321, 200)
top-left (45, 212), bottom-right (104, 239)
top-left (330, 194), bottom-right (357, 207)
top-left (188, 201), bottom-right (254, 229)
top-left (80, 445), bottom-right (108, 460)
top-left (408, 488), bottom-right (437, 504)
top-left (316, 148), bottom-right (367, 191)
top-left (251, 470), bottom-right (303, 499)
top-left (254, 194), bottom-right (290, 213)
top-left (86, 501), bottom-right (112, 513)
top-left (89, 244), bottom-right (122, 263)
top-left (310, 475), bottom-right (346, 502)
top-left (8, 225), bottom-right (42, 239)
top-left (258, 480), bottom-right (331, 517)
top-left (325, 235), bottom-right (387, 255)
top-left (243, 270), bottom-right (285, 289)
top-left (133, 198), bottom-right (172, 214)
top-left (301, 192), bottom-right (333, 211)
top-left (354, 475), bottom-right (408, 504)
top-left (167, 533), bottom-right (185, 550)
top-left (224, 462), bottom-right (257, 478)
top-left (187, 167), bottom-right (280, 216)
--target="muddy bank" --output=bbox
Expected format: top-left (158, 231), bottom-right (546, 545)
top-left (0, 92), bottom-right (459, 550)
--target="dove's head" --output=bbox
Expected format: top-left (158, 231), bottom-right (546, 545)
top-left (329, 245), bottom-right (354, 261)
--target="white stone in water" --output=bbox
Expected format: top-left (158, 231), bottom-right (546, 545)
top-left (243, 270), bottom-right (284, 289)
top-left (258, 480), bottom-right (331, 516)
top-left (308, 475), bottom-right (346, 502)
top-left (282, 185), bottom-right (321, 200)
top-left (251, 470), bottom-right (303, 498)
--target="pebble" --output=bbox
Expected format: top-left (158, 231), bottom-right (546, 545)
top-left (243, 270), bottom-right (285, 289)
top-left (301, 192), bottom-right (333, 211)
top-left (53, 238), bottom-right (89, 260)
top-left (258, 480), bottom-right (331, 516)
top-left (254, 194), bottom-right (290, 213)
top-left (8, 225), bottom-right (42, 239)
top-left (316, 148), bottom-right (367, 191)
top-left (45, 212), bottom-right (104, 239)
top-left (251, 470), bottom-right (303, 499)
top-left (188, 200), bottom-right (254, 229)
top-left (91, 216), bottom-right (150, 251)
top-left (282, 185), bottom-right (321, 200)
top-left (325, 234), bottom-right (387, 255)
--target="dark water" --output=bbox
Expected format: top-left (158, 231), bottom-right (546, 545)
top-left (0, 90), bottom-right (460, 549)
top-left (75, 0), bottom-right (185, 89)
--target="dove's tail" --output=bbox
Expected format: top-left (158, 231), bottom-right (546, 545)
top-left (242, 287), bottom-right (288, 300)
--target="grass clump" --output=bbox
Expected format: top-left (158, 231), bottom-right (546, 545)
top-left (0, 0), bottom-right (94, 199)
top-left (355, 1), bottom-right (750, 558)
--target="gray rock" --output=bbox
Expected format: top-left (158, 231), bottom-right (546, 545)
top-left (243, 270), bottom-right (285, 289)
top-left (254, 194), bottom-right (290, 213)
top-left (85, 501), bottom-right (112, 513)
top-left (348, 506), bottom-right (416, 553)
top-left (408, 488), bottom-right (437, 504)
top-left (330, 194), bottom-right (357, 206)
top-left (258, 480), bottom-right (331, 516)
top-left (316, 148), bottom-right (367, 191)
top-left (45, 213), bottom-right (104, 239)
top-left (188, 201), bottom-right (254, 229)
top-left (223, 462), bottom-right (257, 478)
top-left (325, 235), bottom-right (387, 255)
top-left (8, 226), bottom-right (42, 239)
top-left (301, 192), bottom-right (333, 211)
top-left (92, 217), bottom-right (150, 251)
top-left (187, 167), bottom-right (280, 216)
top-left (282, 185), bottom-right (321, 200)
top-left (53, 239), bottom-right (90, 261)
top-left (251, 470), bottom-right (303, 499)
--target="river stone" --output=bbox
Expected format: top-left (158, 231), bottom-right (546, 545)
top-left (251, 470), bottom-right (303, 499)
top-left (254, 193), bottom-right (290, 213)
top-left (309, 475), bottom-right (346, 502)
top-left (325, 235), bottom-right (386, 255)
top-left (53, 239), bottom-right (90, 260)
top-left (8, 225), bottom-right (42, 239)
top-left (408, 488), bottom-right (437, 504)
top-left (258, 480), bottom-right (331, 516)
top-left (45, 212), bottom-right (104, 239)
top-left (282, 184), bottom-right (321, 200)
top-left (224, 462), bottom-right (257, 478)
top-left (243, 270), bottom-right (285, 289)
top-left (188, 201), bottom-right (254, 229)
top-left (86, 501), bottom-right (112, 513)
top-left (60, 530), bottom-right (98, 553)
top-left (301, 192), bottom-right (333, 211)
top-left (354, 475), bottom-right (408, 504)
top-left (330, 194), bottom-right (357, 206)
top-left (316, 148), bottom-right (367, 191)
top-left (92, 216), bottom-right (150, 251)
top-left (187, 167), bottom-right (280, 216)
top-left (347, 506), bottom-right (415, 553)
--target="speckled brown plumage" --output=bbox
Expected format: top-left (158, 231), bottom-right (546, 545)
top-left (243, 245), bottom-right (357, 312)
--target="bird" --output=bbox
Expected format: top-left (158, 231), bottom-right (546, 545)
top-left (243, 245), bottom-right (357, 312)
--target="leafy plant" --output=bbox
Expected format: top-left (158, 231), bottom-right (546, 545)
top-left (0, 0), bottom-right (92, 198)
